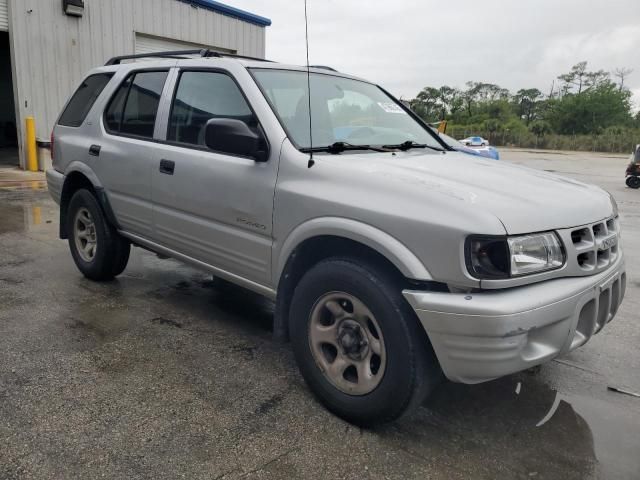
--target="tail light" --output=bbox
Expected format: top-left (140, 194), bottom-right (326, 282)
top-left (50, 132), bottom-right (55, 162)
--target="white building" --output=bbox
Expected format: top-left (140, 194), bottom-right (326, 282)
top-left (0, 0), bottom-right (270, 169)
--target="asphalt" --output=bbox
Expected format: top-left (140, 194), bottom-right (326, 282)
top-left (0, 150), bottom-right (639, 479)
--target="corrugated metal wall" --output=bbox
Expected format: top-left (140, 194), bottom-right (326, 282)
top-left (134, 33), bottom-right (235, 55)
top-left (0, 0), bottom-right (8, 32)
top-left (7, 0), bottom-right (266, 167)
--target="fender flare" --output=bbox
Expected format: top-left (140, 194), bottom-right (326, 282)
top-left (64, 161), bottom-right (104, 188)
top-left (59, 163), bottom-right (119, 237)
top-left (273, 217), bottom-right (433, 286)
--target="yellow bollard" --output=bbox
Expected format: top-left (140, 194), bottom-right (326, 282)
top-left (32, 206), bottom-right (42, 225)
top-left (25, 117), bottom-right (38, 172)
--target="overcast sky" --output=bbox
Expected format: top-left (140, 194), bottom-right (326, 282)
top-left (231, 0), bottom-right (640, 108)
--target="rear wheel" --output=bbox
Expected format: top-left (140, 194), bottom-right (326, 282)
top-left (289, 258), bottom-right (441, 426)
top-left (626, 176), bottom-right (640, 189)
top-left (67, 189), bottom-right (130, 280)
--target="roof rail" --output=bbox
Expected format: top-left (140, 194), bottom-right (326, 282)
top-left (308, 65), bottom-right (338, 72)
top-left (104, 49), bottom-right (272, 66)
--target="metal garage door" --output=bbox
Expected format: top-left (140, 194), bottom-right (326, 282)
top-left (134, 33), bottom-right (234, 55)
top-left (0, 0), bottom-right (8, 32)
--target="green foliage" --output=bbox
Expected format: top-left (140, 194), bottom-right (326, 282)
top-left (504, 118), bottom-right (529, 135)
top-left (409, 61), bottom-right (638, 152)
top-left (547, 81), bottom-right (633, 134)
top-left (529, 120), bottom-right (552, 136)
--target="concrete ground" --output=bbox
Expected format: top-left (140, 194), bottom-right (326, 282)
top-left (1, 150), bottom-right (639, 479)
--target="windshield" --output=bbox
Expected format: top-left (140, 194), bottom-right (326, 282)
top-left (250, 69), bottom-right (443, 151)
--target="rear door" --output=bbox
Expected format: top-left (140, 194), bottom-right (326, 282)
top-left (93, 69), bottom-right (169, 238)
top-left (149, 69), bottom-right (277, 286)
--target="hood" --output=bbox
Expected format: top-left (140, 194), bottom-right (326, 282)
top-left (335, 150), bottom-right (612, 234)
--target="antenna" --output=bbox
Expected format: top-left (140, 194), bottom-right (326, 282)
top-left (304, 0), bottom-right (314, 168)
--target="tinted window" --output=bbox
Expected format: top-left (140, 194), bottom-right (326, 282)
top-left (168, 71), bottom-right (254, 147)
top-left (104, 71), bottom-right (168, 139)
top-left (58, 73), bottom-right (113, 127)
top-left (104, 76), bottom-right (132, 132)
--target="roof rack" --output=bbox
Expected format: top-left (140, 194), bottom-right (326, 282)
top-left (308, 65), bottom-right (338, 72)
top-left (105, 49), bottom-right (272, 66)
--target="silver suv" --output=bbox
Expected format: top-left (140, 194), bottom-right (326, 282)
top-left (46, 50), bottom-right (626, 425)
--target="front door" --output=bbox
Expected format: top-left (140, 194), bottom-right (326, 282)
top-left (150, 70), bottom-right (277, 286)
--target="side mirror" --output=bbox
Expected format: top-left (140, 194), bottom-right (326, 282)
top-left (204, 118), bottom-right (268, 162)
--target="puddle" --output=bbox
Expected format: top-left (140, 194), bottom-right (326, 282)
top-left (386, 375), bottom-right (640, 479)
top-left (0, 203), bottom-right (55, 234)
top-left (564, 391), bottom-right (640, 479)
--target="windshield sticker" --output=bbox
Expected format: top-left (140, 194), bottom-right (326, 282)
top-left (377, 102), bottom-right (406, 114)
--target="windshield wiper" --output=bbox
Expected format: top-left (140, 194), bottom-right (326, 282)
top-left (382, 140), bottom-right (445, 152)
top-left (301, 142), bottom-right (391, 154)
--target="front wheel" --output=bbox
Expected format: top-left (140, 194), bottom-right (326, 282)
top-left (66, 189), bottom-right (130, 281)
top-left (626, 176), bottom-right (640, 189)
top-left (289, 258), bottom-right (442, 426)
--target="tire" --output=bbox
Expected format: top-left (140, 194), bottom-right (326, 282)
top-left (66, 189), bottom-right (130, 281)
top-left (289, 258), bottom-right (442, 426)
top-left (626, 176), bottom-right (640, 189)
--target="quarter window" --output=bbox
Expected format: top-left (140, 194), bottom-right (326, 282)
top-left (58, 73), bottom-right (113, 127)
top-left (104, 71), bottom-right (168, 139)
top-left (168, 71), bottom-right (254, 147)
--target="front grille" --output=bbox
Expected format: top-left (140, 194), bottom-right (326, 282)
top-left (567, 216), bottom-right (620, 274)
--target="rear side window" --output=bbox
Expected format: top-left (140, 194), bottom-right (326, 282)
top-left (104, 71), bottom-right (168, 139)
top-left (167, 71), bottom-right (254, 147)
top-left (58, 73), bottom-right (113, 127)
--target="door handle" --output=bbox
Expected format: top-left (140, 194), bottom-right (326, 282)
top-left (89, 144), bottom-right (101, 156)
top-left (159, 159), bottom-right (175, 175)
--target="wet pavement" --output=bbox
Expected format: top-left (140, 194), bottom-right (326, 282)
top-left (0, 151), bottom-right (639, 479)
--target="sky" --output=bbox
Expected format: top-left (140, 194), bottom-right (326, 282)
top-left (230, 0), bottom-right (640, 109)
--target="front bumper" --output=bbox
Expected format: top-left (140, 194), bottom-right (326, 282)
top-left (46, 168), bottom-right (64, 205)
top-left (403, 255), bottom-right (626, 384)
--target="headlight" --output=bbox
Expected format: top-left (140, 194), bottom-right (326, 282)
top-left (466, 236), bottom-right (510, 279)
top-left (507, 233), bottom-right (564, 276)
top-left (466, 232), bottom-right (564, 279)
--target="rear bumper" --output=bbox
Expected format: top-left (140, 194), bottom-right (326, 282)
top-left (46, 168), bottom-right (64, 205)
top-left (403, 255), bottom-right (626, 383)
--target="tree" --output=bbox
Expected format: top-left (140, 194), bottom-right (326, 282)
top-left (513, 88), bottom-right (543, 125)
top-left (548, 80), bottom-right (633, 134)
top-left (407, 61), bottom-right (637, 141)
top-left (411, 87), bottom-right (440, 122)
top-left (462, 82), bottom-right (478, 117)
top-left (584, 69), bottom-right (610, 90)
top-left (557, 62), bottom-right (611, 95)
top-left (613, 67), bottom-right (633, 91)
top-left (558, 61), bottom-right (588, 94)
top-left (529, 120), bottom-right (551, 137)
top-left (437, 86), bottom-right (462, 119)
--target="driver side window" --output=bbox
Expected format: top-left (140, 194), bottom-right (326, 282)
top-left (167, 71), bottom-right (255, 148)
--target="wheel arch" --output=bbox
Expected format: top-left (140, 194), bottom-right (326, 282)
top-left (273, 218), bottom-right (436, 341)
top-left (59, 164), bottom-right (117, 239)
